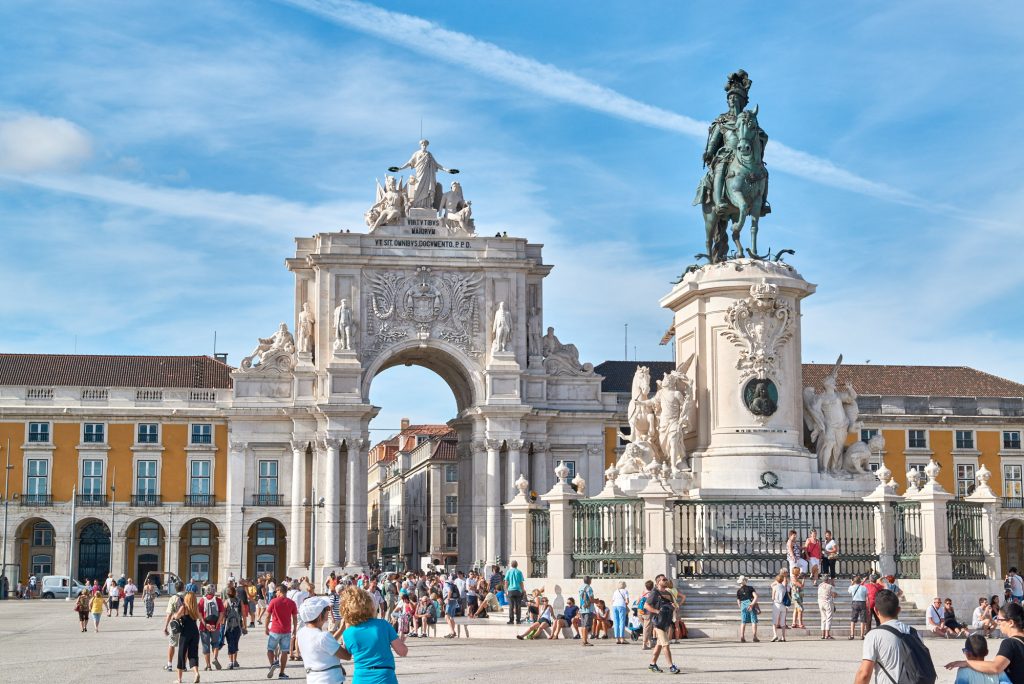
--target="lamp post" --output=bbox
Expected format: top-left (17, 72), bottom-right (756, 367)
top-left (67, 485), bottom-right (77, 600)
top-left (2, 438), bottom-right (11, 599)
top-left (109, 467), bottom-right (116, 577)
top-left (238, 487), bottom-right (245, 582)
top-left (305, 490), bottom-right (325, 584)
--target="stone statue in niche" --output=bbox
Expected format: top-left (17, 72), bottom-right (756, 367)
top-left (388, 139), bottom-right (459, 210)
top-left (297, 302), bottom-right (315, 354)
top-left (491, 301), bottom-right (512, 353)
top-left (803, 355), bottom-right (871, 476)
top-left (333, 298), bottom-right (356, 352)
top-left (365, 176), bottom-right (407, 231)
top-left (541, 326), bottom-right (594, 376)
top-left (527, 306), bottom-right (542, 358)
top-left (241, 323), bottom-right (296, 371)
top-left (439, 181), bottom-right (475, 234)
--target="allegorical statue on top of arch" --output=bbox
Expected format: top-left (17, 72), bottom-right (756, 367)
top-left (388, 139), bottom-right (459, 210)
top-left (693, 69), bottom-right (772, 263)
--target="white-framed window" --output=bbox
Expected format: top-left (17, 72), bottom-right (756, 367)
top-left (563, 460), bottom-right (577, 479)
top-left (861, 428), bottom-right (879, 443)
top-left (136, 460), bottom-right (157, 495)
top-left (190, 423), bottom-right (212, 445)
top-left (445, 527), bottom-right (457, 548)
top-left (956, 463), bottom-right (976, 498)
top-left (868, 462), bottom-right (881, 473)
top-left (955, 430), bottom-right (975, 450)
top-left (32, 522), bottom-right (53, 547)
top-left (27, 422), bottom-right (50, 443)
top-left (189, 553), bottom-right (210, 582)
top-left (445, 464), bottom-right (458, 482)
top-left (908, 430), bottom-right (928, 449)
top-left (31, 554), bottom-right (52, 576)
top-left (445, 495), bottom-right (457, 514)
top-left (26, 459), bottom-right (48, 495)
top-left (83, 423), bottom-right (105, 444)
top-left (189, 460), bottom-right (211, 495)
top-left (1005, 465), bottom-right (1023, 498)
top-left (907, 462), bottom-right (928, 476)
top-left (255, 553), bottom-right (275, 576)
top-left (138, 521), bottom-right (159, 547)
top-left (190, 521), bottom-right (211, 547)
top-left (258, 461), bottom-right (278, 495)
top-left (1005, 432), bottom-right (1022, 451)
top-left (82, 459), bottom-right (104, 495)
top-left (256, 521), bottom-right (276, 546)
top-left (137, 423), bottom-right (159, 444)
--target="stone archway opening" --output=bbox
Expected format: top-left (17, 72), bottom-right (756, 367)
top-left (14, 516), bottom-right (56, 585)
top-left (178, 518), bottom-right (219, 584)
top-left (125, 518), bottom-right (165, 587)
top-left (77, 519), bottom-right (111, 584)
top-left (1000, 519), bottom-right (1024, 577)
top-left (247, 518), bottom-right (287, 579)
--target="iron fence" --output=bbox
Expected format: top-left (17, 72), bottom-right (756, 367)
top-left (529, 508), bottom-right (550, 577)
top-left (672, 499), bottom-right (879, 578)
top-left (893, 501), bottom-right (922, 579)
top-left (947, 500), bottom-right (987, 579)
top-left (571, 498), bottom-right (644, 578)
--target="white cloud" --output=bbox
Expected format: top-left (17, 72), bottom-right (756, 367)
top-left (0, 114), bottom-right (92, 173)
top-left (279, 0), bottom-right (920, 205)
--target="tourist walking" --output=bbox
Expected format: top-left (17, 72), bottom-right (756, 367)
top-left (198, 585), bottom-right (225, 671)
top-left (736, 576), bottom-right (760, 643)
top-left (644, 575), bottom-right (680, 674)
top-left (89, 588), bottom-right (105, 632)
top-left (266, 583), bottom-right (299, 679)
top-left (864, 573), bottom-right (883, 630)
top-left (505, 560), bottom-right (525, 625)
top-left (946, 602), bottom-right (1024, 680)
top-left (107, 582), bottom-right (121, 617)
top-left (223, 585), bottom-right (247, 670)
top-left (805, 529), bottom-right (822, 585)
top-left (821, 529), bottom-right (839, 578)
top-left (172, 592), bottom-right (202, 684)
top-left (296, 596), bottom-right (349, 684)
top-left (817, 576), bottom-right (837, 640)
top-left (855, 589), bottom-right (935, 684)
top-left (163, 581), bottom-right (186, 672)
top-left (123, 577), bottom-right (137, 616)
top-left (340, 586), bottom-right (408, 684)
top-left (442, 575), bottom-right (459, 638)
top-left (143, 580), bottom-right (157, 618)
top-left (790, 567), bottom-right (805, 628)
top-left (770, 570), bottom-right (789, 642)
top-left (848, 575), bottom-right (868, 640)
top-left (611, 581), bottom-right (630, 644)
top-left (74, 589), bottom-right (90, 632)
top-left (1008, 567), bottom-right (1024, 604)
top-left (578, 576), bottom-right (595, 647)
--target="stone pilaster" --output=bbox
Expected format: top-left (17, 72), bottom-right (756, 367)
top-left (323, 437), bottom-right (343, 568)
top-left (540, 464), bottom-right (581, 579)
top-left (638, 479), bottom-right (673, 580)
top-left (288, 440), bottom-right (307, 572)
top-left (503, 474), bottom-right (537, 576)
top-left (485, 438), bottom-right (502, 564)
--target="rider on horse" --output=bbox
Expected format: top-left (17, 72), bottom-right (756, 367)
top-left (693, 69), bottom-right (771, 217)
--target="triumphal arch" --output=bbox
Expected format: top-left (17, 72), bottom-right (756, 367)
top-left (228, 141), bottom-right (611, 577)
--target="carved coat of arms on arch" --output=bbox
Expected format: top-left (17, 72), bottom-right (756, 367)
top-left (364, 266), bottom-right (482, 358)
top-left (721, 278), bottom-right (793, 383)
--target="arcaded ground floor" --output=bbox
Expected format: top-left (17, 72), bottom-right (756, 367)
top-left (0, 596), bottom-right (972, 683)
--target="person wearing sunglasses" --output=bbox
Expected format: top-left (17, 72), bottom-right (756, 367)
top-left (947, 603), bottom-right (1024, 682)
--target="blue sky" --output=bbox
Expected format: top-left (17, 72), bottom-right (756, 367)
top-left (2, 1), bottom-right (1022, 437)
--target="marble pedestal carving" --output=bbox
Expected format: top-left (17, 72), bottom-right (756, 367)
top-left (661, 259), bottom-right (821, 494)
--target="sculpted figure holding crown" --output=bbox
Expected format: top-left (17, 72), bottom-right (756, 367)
top-left (389, 140), bottom-right (459, 210)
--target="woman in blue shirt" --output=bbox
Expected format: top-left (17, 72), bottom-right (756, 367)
top-left (341, 587), bottom-right (408, 684)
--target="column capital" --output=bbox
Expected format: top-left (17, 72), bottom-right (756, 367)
top-left (290, 439), bottom-right (309, 453)
top-left (324, 437), bottom-right (343, 450)
top-left (485, 438), bottom-right (503, 451)
top-left (529, 442), bottom-right (547, 454)
top-left (507, 439), bottom-right (524, 451)
top-left (229, 441), bottom-right (248, 455)
top-left (472, 440), bottom-right (487, 452)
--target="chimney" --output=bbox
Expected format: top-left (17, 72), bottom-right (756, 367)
top-left (400, 417), bottom-right (410, 431)
top-left (214, 353), bottom-right (228, 363)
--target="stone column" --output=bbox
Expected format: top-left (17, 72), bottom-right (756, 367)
top-left (324, 438), bottom-right (342, 568)
top-left (222, 441), bottom-right (247, 583)
top-left (504, 474), bottom-right (537, 576)
top-left (165, 515), bottom-right (177, 581)
top-left (967, 465), bottom-right (1000, 580)
top-left (908, 459), bottom-right (953, 594)
top-left (637, 477), bottom-right (673, 581)
top-left (485, 439), bottom-right (502, 565)
top-left (506, 440), bottom-right (523, 499)
top-left (530, 445), bottom-right (547, 494)
top-left (345, 438), bottom-right (369, 571)
top-left (863, 465), bottom-right (901, 577)
top-left (288, 440), bottom-right (307, 572)
top-left (540, 463), bottom-right (581, 579)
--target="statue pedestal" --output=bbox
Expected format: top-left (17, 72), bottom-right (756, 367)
top-left (661, 259), bottom-right (819, 492)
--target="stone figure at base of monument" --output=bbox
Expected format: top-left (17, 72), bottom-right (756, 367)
top-left (649, 369), bottom-right (694, 471)
top-left (804, 355), bottom-right (870, 477)
top-left (439, 181), bottom-right (475, 234)
top-left (541, 326), bottom-right (594, 376)
top-left (333, 299), bottom-right (356, 352)
top-left (491, 301), bottom-right (512, 353)
top-left (241, 323), bottom-right (296, 370)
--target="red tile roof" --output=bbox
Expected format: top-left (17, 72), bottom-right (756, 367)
top-left (0, 354), bottom-right (233, 389)
top-left (802, 364), bottom-right (1024, 398)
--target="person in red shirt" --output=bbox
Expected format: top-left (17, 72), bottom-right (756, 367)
top-left (198, 586), bottom-right (225, 671)
top-left (264, 584), bottom-right (298, 679)
top-left (805, 529), bottom-right (823, 585)
top-left (864, 573), bottom-right (883, 632)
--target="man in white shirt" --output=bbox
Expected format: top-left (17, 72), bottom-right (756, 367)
top-left (122, 578), bottom-right (138, 617)
top-left (454, 572), bottom-right (468, 616)
top-left (972, 597), bottom-right (996, 638)
top-left (103, 573), bottom-right (114, 596)
top-left (927, 597), bottom-right (948, 636)
top-left (1008, 568), bottom-right (1024, 604)
top-left (855, 589), bottom-right (914, 684)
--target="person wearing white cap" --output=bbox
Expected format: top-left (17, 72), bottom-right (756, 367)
top-left (296, 596), bottom-right (350, 683)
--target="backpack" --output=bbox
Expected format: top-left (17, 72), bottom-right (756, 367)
top-left (782, 588), bottom-right (792, 607)
top-left (650, 591), bottom-right (674, 631)
top-left (580, 587), bottom-right (593, 611)
top-left (225, 598), bottom-right (242, 630)
top-left (876, 624), bottom-right (937, 684)
top-left (447, 582), bottom-right (460, 601)
top-left (203, 597), bottom-right (221, 625)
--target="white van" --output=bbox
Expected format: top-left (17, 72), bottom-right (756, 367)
top-left (40, 575), bottom-right (88, 599)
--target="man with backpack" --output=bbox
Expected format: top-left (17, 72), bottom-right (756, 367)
top-left (443, 573), bottom-right (461, 638)
top-left (645, 575), bottom-right (681, 674)
top-left (198, 585), bottom-right (226, 671)
top-left (855, 588), bottom-right (936, 684)
top-left (578, 576), bottom-right (595, 647)
top-left (162, 581), bottom-right (186, 672)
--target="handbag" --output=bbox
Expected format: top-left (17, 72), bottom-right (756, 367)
top-left (169, 618), bottom-right (183, 634)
